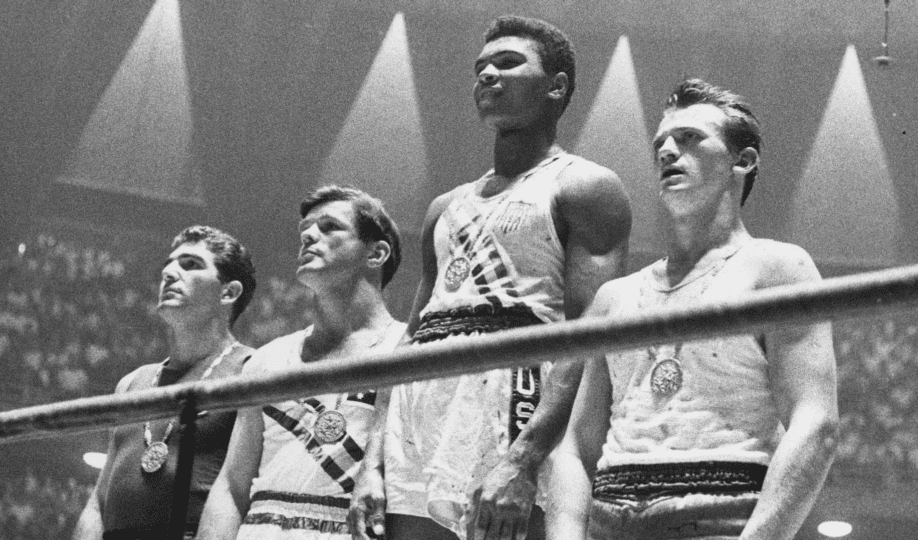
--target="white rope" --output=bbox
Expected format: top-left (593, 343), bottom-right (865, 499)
top-left (3, 263), bottom-right (918, 443)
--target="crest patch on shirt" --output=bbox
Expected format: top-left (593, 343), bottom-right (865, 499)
top-left (495, 201), bottom-right (535, 235)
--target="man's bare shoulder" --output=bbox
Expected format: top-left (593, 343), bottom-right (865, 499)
top-left (114, 363), bottom-right (158, 394)
top-left (742, 238), bottom-right (822, 289)
top-left (556, 155), bottom-right (627, 202)
top-left (554, 155), bottom-right (632, 245)
top-left (585, 270), bottom-right (644, 317)
top-left (244, 329), bottom-right (309, 374)
top-left (424, 184), bottom-right (469, 228)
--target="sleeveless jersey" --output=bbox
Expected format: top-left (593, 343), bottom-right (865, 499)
top-left (237, 325), bottom-right (405, 540)
top-left (385, 153), bottom-right (580, 534)
top-left (424, 152), bottom-right (575, 323)
top-left (597, 240), bottom-right (783, 472)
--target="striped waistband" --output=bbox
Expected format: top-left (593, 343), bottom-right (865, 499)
top-left (593, 461), bottom-right (767, 507)
top-left (412, 303), bottom-right (542, 344)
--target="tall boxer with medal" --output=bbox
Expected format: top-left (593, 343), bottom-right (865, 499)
top-left (73, 226), bottom-right (257, 540)
top-left (197, 186), bottom-right (406, 540)
top-left (349, 16), bottom-right (631, 540)
top-left (552, 79), bottom-right (839, 540)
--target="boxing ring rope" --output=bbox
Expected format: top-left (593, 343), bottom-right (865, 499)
top-left (4, 263), bottom-right (918, 443)
top-left (4, 264), bottom-right (918, 539)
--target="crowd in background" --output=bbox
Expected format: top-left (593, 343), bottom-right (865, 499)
top-left (0, 231), bottom-right (916, 537)
top-left (0, 470), bottom-right (90, 540)
top-left (0, 232), bottom-right (310, 405)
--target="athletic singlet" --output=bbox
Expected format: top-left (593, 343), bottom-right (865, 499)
top-left (99, 346), bottom-right (252, 535)
top-left (384, 153), bottom-right (579, 534)
top-left (423, 152), bottom-right (574, 323)
top-left (597, 240), bottom-right (783, 473)
top-left (237, 325), bottom-right (405, 540)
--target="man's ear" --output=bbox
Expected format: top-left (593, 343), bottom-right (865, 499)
top-left (733, 147), bottom-right (759, 176)
top-left (367, 240), bottom-right (391, 270)
top-left (221, 280), bottom-right (243, 306)
top-left (548, 72), bottom-right (569, 102)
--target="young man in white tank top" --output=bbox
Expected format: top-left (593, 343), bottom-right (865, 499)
top-left (552, 79), bottom-right (838, 540)
top-left (196, 186), bottom-right (407, 540)
top-left (349, 15), bottom-right (632, 540)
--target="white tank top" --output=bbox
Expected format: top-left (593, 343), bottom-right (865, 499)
top-left (597, 241), bottom-right (783, 471)
top-left (423, 152), bottom-right (575, 323)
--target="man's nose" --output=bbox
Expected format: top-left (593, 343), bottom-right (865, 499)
top-left (161, 263), bottom-right (179, 283)
top-left (300, 224), bottom-right (320, 245)
top-left (658, 137), bottom-right (679, 165)
top-left (478, 65), bottom-right (499, 86)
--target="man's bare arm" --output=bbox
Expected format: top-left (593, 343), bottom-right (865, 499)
top-left (741, 246), bottom-right (839, 540)
top-left (196, 405), bottom-right (265, 540)
top-left (348, 387), bottom-right (392, 540)
top-left (72, 458), bottom-right (108, 539)
top-left (72, 370), bottom-right (142, 540)
top-left (546, 352), bottom-right (613, 540)
top-left (405, 191), bottom-right (457, 338)
top-left (349, 192), bottom-right (454, 538)
top-left (472, 164), bottom-right (630, 540)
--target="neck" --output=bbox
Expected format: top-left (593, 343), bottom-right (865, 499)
top-left (304, 278), bottom-right (391, 347)
top-left (492, 122), bottom-right (558, 178)
top-left (165, 317), bottom-right (236, 370)
top-left (663, 196), bottom-right (749, 285)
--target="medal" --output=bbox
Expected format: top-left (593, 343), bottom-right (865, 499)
top-left (650, 358), bottom-right (683, 396)
top-left (141, 441), bottom-right (169, 473)
top-left (444, 257), bottom-right (471, 291)
top-left (313, 410), bottom-right (347, 444)
top-left (648, 343), bottom-right (684, 396)
top-left (139, 342), bottom-right (238, 474)
top-left (141, 420), bottom-right (174, 474)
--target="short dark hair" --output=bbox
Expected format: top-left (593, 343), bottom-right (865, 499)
top-left (485, 15), bottom-right (576, 113)
top-left (171, 225), bottom-right (256, 326)
top-left (299, 185), bottom-right (402, 289)
top-left (665, 78), bottom-right (762, 205)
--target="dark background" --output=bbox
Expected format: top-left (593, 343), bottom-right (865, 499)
top-left (1, 0), bottom-right (917, 538)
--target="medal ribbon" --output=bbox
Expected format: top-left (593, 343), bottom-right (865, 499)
top-left (263, 399), bottom-right (364, 493)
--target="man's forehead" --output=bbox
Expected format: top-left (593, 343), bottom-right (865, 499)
top-left (167, 242), bottom-right (213, 262)
top-left (301, 199), bottom-right (356, 222)
top-left (656, 104), bottom-right (728, 136)
top-left (478, 35), bottom-right (540, 60)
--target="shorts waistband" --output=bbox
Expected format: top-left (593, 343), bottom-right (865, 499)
top-left (412, 303), bottom-right (542, 344)
top-left (593, 461), bottom-right (767, 507)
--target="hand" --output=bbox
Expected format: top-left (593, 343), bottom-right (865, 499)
top-left (348, 467), bottom-right (387, 540)
top-left (466, 460), bottom-right (538, 540)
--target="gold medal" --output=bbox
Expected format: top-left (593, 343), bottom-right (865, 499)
top-left (444, 257), bottom-right (471, 291)
top-left (313, 410), bottom-right (347, 444)
top-left (650, 357), bottom-right (683, 396)
top-left (141, 441), bottom-right (169, 473)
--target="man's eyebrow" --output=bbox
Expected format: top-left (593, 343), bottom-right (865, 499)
top-left (162, 253), bottom-right (205, 268)
top-left (474, 50), bottom-right (524, 71)
top-left (300, 215), bottom-right (346, 227)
